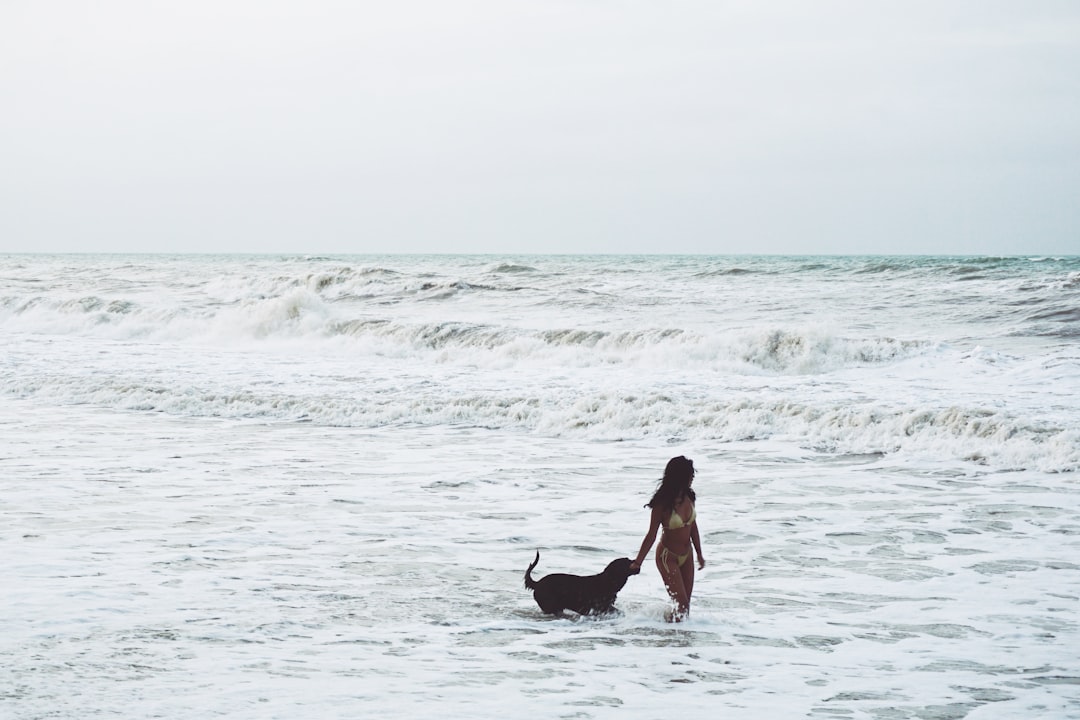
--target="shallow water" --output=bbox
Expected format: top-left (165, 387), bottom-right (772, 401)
top-left (4, 398), bottom-right (1079, 719)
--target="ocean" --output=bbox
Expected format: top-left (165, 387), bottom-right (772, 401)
top-left (2, 254), bottom-right (1079, 719)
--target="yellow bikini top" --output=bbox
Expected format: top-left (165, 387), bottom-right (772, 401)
top-left (666, 504), bottom-right (696, 530)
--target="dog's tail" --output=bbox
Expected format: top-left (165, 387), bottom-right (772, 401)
top-left (524, 551), bottom-right (540, 589)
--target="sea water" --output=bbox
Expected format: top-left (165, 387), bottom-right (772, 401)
top-left (2, 254), bottom-right (1079, 719)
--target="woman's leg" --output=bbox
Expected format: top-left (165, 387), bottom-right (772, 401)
top-left (680, 554), bottom-right (696, 607)
top-left (655, 545), bottom-right (690, 620)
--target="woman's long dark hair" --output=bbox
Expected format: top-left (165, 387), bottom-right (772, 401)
top-left (645, 456), bottom-right (696, 512)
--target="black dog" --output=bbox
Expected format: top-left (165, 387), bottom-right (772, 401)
top-left (524, 551), bottom-right (639, 615)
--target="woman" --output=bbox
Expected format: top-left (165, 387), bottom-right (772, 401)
top-left (629, 455), bottom-right (705, 621)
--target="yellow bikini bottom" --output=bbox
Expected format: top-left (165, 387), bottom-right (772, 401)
top-left (659, 544), bottom-right (690, 568)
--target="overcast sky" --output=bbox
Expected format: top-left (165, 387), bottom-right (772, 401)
top-left (2, 1), bottom-right (1078, 255)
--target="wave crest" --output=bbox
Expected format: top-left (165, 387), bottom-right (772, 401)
top-left (5, 374), bottom-right (1074, 472)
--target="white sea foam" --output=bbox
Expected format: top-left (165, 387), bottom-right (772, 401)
top-left (3, 399), bottom-right (1078, 719)
top-left (3, 332), bottom-right (1076, 472)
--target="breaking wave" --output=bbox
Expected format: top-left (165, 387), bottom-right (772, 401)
top-left (4, 373), bottom-right (1075, 472)
top-left (0, 287), bottom-right (930, 375)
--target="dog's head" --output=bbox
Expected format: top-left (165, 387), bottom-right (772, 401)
top-left (605, 557), bottom-right (640, 579)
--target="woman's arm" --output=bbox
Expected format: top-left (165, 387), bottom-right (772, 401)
top-left (691, 515), bottom-right (705, 569)
top-left (630, 506), bottom-right (663, 570)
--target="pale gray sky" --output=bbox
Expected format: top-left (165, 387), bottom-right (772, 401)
top-left (2, 1), bottom-right (1078, 254)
